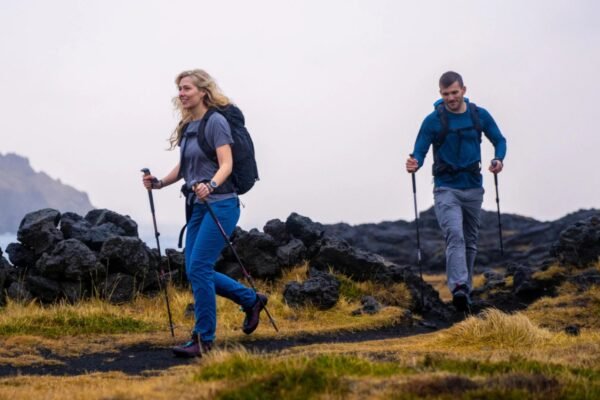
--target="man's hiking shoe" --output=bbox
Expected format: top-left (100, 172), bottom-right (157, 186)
top-left (452, 284), bottom-right (471, 312)
top-left (242, 293), bottom-right (268, 335)
top-left (172, 333), bottom-right (212, 358)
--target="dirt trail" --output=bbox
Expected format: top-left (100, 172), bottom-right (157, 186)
top-left (0, 322), bottom-right (444, 377)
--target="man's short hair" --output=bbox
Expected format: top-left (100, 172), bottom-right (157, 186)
top-left (439, 71), bottom-right (464, 88)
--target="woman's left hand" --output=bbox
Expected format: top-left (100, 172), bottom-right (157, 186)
top-left (193, 182), bottom-right (212, 201)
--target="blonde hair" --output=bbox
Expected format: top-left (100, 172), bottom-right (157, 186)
top-left (168, 69), bottom-right (231, 149)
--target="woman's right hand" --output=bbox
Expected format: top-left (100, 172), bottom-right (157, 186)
top-left (193, 182), bottom-right (212, 201)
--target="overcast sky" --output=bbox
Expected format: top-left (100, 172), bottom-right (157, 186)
top-left (1, 0), bottom-right (599, 249)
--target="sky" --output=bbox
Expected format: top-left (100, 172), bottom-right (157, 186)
top-left (1, 0), bottom-right (599, 249)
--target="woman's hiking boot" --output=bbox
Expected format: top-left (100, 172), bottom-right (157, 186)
top-left (242, 293), bottom-right (268, 334)
top-left (172, 333), bottom-right (212, 358)
top-left (452, 284), bottom-right (471, 312)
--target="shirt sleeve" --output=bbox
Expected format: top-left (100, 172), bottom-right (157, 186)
top-left (412, 114), bottom-right (436, 168)
top-left (479, 108), bottom-right (507, 161)
top-left (205, 113), bottom-right (234, 150)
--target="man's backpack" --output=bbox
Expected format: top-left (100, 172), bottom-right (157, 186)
top-left (194, 104), bottom-right (259, 195)
top-left (433, 101), bottom-right (483, 149)
top-left (431, 102), bottom-right (483, 177)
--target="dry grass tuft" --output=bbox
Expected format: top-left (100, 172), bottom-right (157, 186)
top-left (439, 308), bottom-right (552, 348)
top-left (532, 264), bottom-right (568, 281)
top-left (525, 285), bottom-right (600, 330)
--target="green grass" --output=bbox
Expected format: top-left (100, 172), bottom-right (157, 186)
top-left (399, 355), bottom-right (600, 400)
top-left (336, 273), bottom-right (368, 301)
top-left (0, 310), bottom-right (156, 337)
top-left (194, 351), bottom-right (600, 400)
top-left (419, 354), bottom-right (600, 381)
top-left (195, 353), bottom-right (406, 400)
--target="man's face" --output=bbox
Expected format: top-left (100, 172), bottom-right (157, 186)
top-left (439, 81), bottom-right (466, 112)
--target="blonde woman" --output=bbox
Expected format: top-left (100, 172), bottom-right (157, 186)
top-left (142, 69), bottom-right (266, 358)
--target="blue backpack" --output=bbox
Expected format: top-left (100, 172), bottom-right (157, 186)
top-left (431, 102), bottom-right (483, 177)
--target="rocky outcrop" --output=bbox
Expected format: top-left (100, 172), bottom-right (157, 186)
top-left (214, 214), bottom-right (449, 318)
top-left (323, 207), bottom-right (600, 272)
top-left (2, 205), bottom-right (598, 324)
top-left (1, 208), bottom-right (161, 304)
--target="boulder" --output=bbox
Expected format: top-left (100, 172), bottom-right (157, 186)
top-left (283, 268), bottom-right (340, 310)
top-left (26, 275), bottom-right (63, 303)
top-left (263, 219), bottom-right (289, 245)
top-left (551, 216), bottom-right (600, 268)
top-left (16, 208), bottom-right (63, 256)
top-left (351, 296), bottom-right (382, 315)
top-left (512, 265), bottom-right (545, 300)
top-left (224, 228), bottom-right (280, 279)
top-left (5, 242), bottom-right (37, 268)
top-left (99, 236), bottom-right (154, 278)
top-left (7, 281), bottom-right (32, 302)
top-left (276, 238), bottom-right (307, 267)
top-left (100, 273), bottom-right (136, 303)
top-left (35, 238), bottom-right (105, 281)
top-left (85, 209), bottom-right (138, 237)
top-left (62, 281), bottom-right (89, 303)
top-left (61, 212), bottom-right (128, 251)
top-left (481, 270), bottom-right (506, 290)
top-left (285, 213), bottom-right (324, 248)
top-left (374, 264), bottom-right (449, 318)
top-left (165, 248), bottom-right (187, 284)
top-left (0, 253), bottom-right (10, 306)
top-left (0, 247), bottom-right (11, 269)
top-left (310, 237), bottom-right (395, 281)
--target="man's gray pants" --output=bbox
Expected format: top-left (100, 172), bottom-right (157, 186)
top-left (433, 187), bottom-right (484, 292)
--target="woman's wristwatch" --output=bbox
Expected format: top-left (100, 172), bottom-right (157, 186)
top-left (205, 180), bottom-right (218, 193)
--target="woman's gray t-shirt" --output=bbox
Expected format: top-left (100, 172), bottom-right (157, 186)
top-left (179, 113), bottom-right (237, 203)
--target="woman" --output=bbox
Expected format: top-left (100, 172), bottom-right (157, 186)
top-left (142, 69), bottom-right (267, 358)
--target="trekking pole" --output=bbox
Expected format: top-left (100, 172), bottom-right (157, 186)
top-left (193, 184), bottom-right (279, 332)
top-left (141, 168), bottom-right (175, 337)
top-left (409, 154), bottom-right (425, 308)
top-left (491, 161), bottom-right (504, 256)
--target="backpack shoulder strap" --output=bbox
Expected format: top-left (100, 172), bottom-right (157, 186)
top-left (177, 122), bottom-right (190, 147)
top-left (433, 103), bottom-right (449, 148)
top-left (468, 102), bottom-right (483, 134)
top-left (197, 109), bottom-right (218, 162)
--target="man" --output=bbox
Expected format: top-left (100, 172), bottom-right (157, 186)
top-left (406, 71), bottom-right (507, 311)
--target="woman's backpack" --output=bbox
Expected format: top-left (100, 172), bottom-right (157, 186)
top-left (195, 104), bottom-right (259, 195)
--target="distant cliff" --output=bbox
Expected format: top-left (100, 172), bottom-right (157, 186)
top-left (0, 153), bottom-right (94, 233)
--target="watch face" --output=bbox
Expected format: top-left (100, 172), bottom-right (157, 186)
top-left (210, 180), bottom-right (218, 188)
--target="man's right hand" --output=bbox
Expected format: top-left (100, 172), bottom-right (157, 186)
top-left (406, 156), bottom-right (419, 173)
